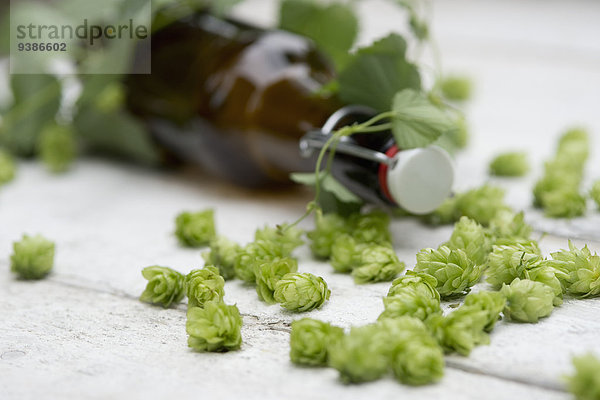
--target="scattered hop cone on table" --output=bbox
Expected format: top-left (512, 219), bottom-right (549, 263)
top-left (454, 184), bottom-right (511, 226)
top-left (485, 241), bottom-right (543, 289)
top-left (38, 123), bottom-right (77, 173)
top-left (379, 271), bottom-right (441, 321)
top-left (175, 209), bottom-right (216, 247)
top-left (140, 266), bottom-right (185, 308)
top-left (591, 180), bottom-right (600, 210)
top-left (414, 246), bottom-right (483, 298)
top-left (202, 236), bottom-right (241, 280)
top-left (254, 224), bottom-right (304, 255)
top-left (185, 266), bottom-right (225, 308)
top-left (549, 241), bottom-right (600, 298)
top-left (10, 234), bottom-right (55, 280)
top-left (234, 239), bottom-right (288, 283)
top-left (489, 152), bottom-right (529, 177)
top-left (463, 291), bottom-right (506, 332)
top-left (274, 272), bottom-right (330, 312)
top-left (488, 210), bottom-right (533, 241)
top-left (564, 353), bottom-right (600, 400)
top-left (307, 213), bottom-right (349, 259)
top-left (444, 216), bottom-right (491, 265)
top-left (0, 149), bottom-right (16, 185)
top-left (380, 317), bottom-right (445, 386)
top-left (426, 305), bottom-right (490, 356)
top-left (254, 257), bottom-right (298, 304)
top-left (500, 278), bottom-right (555, 323)
top-left (186, 301), bottom-right (242, 352)
top-left (348, 210), bottom-right (392, 245)
top-left (330, 234), bottom-right (367, 273)
top-left (352, 244), bottom-right (405, 284)
top-left (328, 324), bottom-right (390, 383)
top-left (289, 318), bottom-right (344, 367)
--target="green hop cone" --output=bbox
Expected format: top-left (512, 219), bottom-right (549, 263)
top-left (463, 291), bottom-right (506, 332)
top-left (185, 266), bottom-right (225, 308)
top-left (455, 185), bottom-right (511, 226)
top-left (444, 216), bottom-right (491, 265)
top-left (425, 305), bottom-right (490, 356)
top-left (289, 318), bottom-right (344, 366)
top-left (549, 241), bottom-right (600, 298)
top-left (186, 301), bottom-right (242, 352)
top-left (307, 213), bottom-right (349, 259)
top-left (380, 317), bottom-right (444, 385)
top-left (489, 152), bottom-right (529, 177)
top-left (500, 278), bottom-right (555, 323)
top-left (202, 235), bottom-right (241, 280)
top-left (0, 149), bottom-right (16, 185)
top-left (234, 239), bottom-right (288, 283)
top-left (274, 272), bottom-right (331, 312)
top-left (541, 189), bottom-right (587, 219)
top-left (38, 123), bottom-right (77, 173)
top-left (485, 241), bottom-right (543, 289)
top-left (488, 210), bottom-right (532, 241)
top-left (379, 271), bottom-right (441, 321)
top-left (175, 209), bottom-right (216, 247)
top-left (564, 353), bottom-right (600, 400)
top-left (348, 210), bottom-right (392, 244)
top-left (421, 197), bottom-right (459, 226)
top-left (254, 223), bottom-right (304, 255)
top-left (10, 234), bottom-right (55, 280)
top-left (414, 246), bottom-right (483, 298)
top-left (328, 324), bottom-right (389, 383)
top-left (254, 257), bottom-right (298, 304)
top-left (352, 244), bottom-right (405, 284)
top-left (140, 266), bottom-right (186, 308)
top-left (439, 75), bottom-right (472, 102)
top-left (524, 262), bottom-right (567, 306)
top-left (591, 180), bottom-right (600, 209)
top-left (330, 234), bottom-right (368, 273)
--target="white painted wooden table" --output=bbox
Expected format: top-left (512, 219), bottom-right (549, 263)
top-left (1, 1), bottom-right (600, 399)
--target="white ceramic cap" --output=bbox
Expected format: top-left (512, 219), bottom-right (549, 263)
top-left (386, 146), bottom-right (454, 215)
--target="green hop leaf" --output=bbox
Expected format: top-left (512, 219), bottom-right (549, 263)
top-left (289, 318), bottom-right (344, 366)
top-left (10, 234), bottom-right (55, 280)
top-left (380, 271), bottom-right (441, 321)
top-left (38, 123), bottom-right (77, 173)
top-left (414, 246), bottom-right (483, 298)
top-left (463, 291), bottom-right (506, 332)
top-left (307, 212), bottom-right (350, 259)
top-left (391, 89), bottom-right (455, 150)
top-left (500, 278), bottom-right (555, 323)
top-left (234, 239), bottom-right (288, 283)
top-left (175, 209), bottom-right (216, 247)
top-left (254, 224), bottom-right (304, 255)
top-left (279, 0), bottom-right (358, 69)
top-left (328, 323), bottom-right (390, 383)
top-left (185, 266), bottom-right (225, 308)
top-left (254, 257), bottom-right (298, 304)
top-left (425, 305), bottom-right (490, 356)
top-left (274, 272), bottom-right (331, 312)
top-left (0, 149), bottom-right (16, 185)
top-left (489, 152), bottom-right (529, 177)
top-left (380, 317), bottom-right (444, 385)
top-left (202, 235), bottom-right (241, 280)
top-left (564, 353), bottom-right (600, 400)
top-left (444, 216), bottom-right (491, 265)
top-left (352, 245), bottom-right (405, 284)
top-left (186, 301), bottom-right (242, 352)
top-left (140, 266), bottom-right (186, 308)
top-left (439, 75), bottom-right (472, 102)
top-left (338, 34), bottom-right (421, 113)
